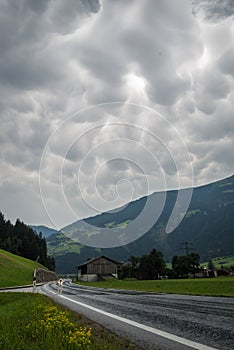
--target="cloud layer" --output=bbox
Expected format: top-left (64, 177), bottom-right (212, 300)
top-left (0, 0), bottom-right (233, 228)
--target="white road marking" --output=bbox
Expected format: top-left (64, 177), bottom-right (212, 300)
top-left (44, 284), bottom-right (218, 350)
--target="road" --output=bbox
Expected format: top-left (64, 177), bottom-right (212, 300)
top-left (40, 282), bottom-right (234, 350)
top-left (0, 284), bottom-right (42, 293)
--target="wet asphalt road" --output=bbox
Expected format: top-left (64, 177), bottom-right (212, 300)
top-left (41, 282), bottom-right (234, 350)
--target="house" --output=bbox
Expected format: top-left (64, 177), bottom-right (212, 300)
top-left (77, 255), bottom-right (119, 282)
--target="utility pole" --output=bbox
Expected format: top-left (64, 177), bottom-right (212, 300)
top-left (180, 241), bottom-right (193, 256)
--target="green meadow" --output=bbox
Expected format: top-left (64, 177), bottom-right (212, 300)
top-left (78, 277), bottom-right (234, 297)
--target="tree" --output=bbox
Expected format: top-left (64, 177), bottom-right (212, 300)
top-left (208, 259), bottom-right (215, 271)
top-left (188, 253), bottom-right (200, 277)
top-left (118, 264), bottom-right (132, 279)
top-left (0, 211), bottom-right (55, 271)
top-left (137, 249), bottom-right (166, 280)
top-left (172, 253), bottom-right (200, 278)
top-left (172, 255), bottom-right (189, 278)
top-left (128, 255), bottom-right (139, 278)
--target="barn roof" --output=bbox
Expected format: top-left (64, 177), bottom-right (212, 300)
top-left (78, 255), bottom-right (119, 268)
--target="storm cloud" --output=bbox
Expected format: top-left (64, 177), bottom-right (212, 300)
top-left (0, 0), bottom-right (233, 228)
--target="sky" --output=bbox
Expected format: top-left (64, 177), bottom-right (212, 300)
top-left (0, 0), bottom-right (233, 230)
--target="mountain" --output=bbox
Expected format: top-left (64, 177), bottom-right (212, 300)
top-left (31, 225), bottom-right (58, 238)
top-left (47, 175), bottom-right (234, 274)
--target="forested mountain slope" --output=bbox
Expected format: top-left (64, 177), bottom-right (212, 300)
top-left (47, 175), bottom-right (234, 273)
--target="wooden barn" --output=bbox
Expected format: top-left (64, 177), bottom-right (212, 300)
top-left (77, 255), bottom-right (119, 282)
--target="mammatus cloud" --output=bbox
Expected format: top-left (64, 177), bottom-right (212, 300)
top-left (192, 0), bottom-right (234, 21)
top-left (0, 0), bottom-right (233, 235)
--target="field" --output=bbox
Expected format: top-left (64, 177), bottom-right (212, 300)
top-left (0, 249), bottom-right (45, 288)
top-left (201, 256), bottom-right (234, 269)
top-left (78, 277), bottom-right (234, 297)
top-left (0, 293), bottom-right (138, 350)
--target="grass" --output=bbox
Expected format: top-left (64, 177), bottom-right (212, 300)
top-left (0, 249), bottom-right (45, 288)
top-left (104, 220), bottom-right (131, 229)
top-left (77, 277), bottom-right (234, 297)
top-left (201, 256), bottom-right (234, 269)
top-left (0, 293), bottom-right (139, 350)
top-left (54, 243), bottom-right (81, 255)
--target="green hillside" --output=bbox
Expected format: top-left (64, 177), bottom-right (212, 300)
top-left (47, 175), bottom-right (234, 274)
top-left (201, 256), bottom-right (234, 269)
top-left (0, 249), bottom-right (45, 288)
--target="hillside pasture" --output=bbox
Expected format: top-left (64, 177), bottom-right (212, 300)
top-left (0, 249), bottom-right (44, 288)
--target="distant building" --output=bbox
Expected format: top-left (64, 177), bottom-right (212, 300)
top-left (77, 255), bottom-right (119, 282)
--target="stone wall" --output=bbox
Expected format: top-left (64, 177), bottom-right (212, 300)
top-left (35, 268), bottom-right (58, 283)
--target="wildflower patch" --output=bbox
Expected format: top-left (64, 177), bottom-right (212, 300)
top-left (27, 304), bottom-right (92, 349)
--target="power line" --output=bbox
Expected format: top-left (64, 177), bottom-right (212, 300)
top-left (180, 241), bottom-right (193, 255)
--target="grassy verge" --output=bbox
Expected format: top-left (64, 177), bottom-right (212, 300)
top-left (77, 277), bottom-right (234, 297)
top-left (0, 249), bottom-right (45, 288)
top-left (0, 293), bottom-right (139, 350)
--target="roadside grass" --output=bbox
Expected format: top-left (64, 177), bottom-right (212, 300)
top-left (77, 277), bottom-right (234, 297)
top-left (0, 249), bottom-right (45, 288)
top-left (0, 293), bottom-right (139, 350)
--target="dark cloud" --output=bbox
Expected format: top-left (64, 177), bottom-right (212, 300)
top-left (25, 0), bottom-right (49, 14)
top-left (192, 0), bottom-right (234, 21)
top-left (81, 0), bottom-right (101, 13)
top-left (0, 0), bottom-right (233, 227)
top-left (0, 0), bottom-right (101, 91)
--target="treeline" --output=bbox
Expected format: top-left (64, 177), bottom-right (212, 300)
top-left (0, 211), bottom-right (55, 270)
top-left (118, 249), bottom-right (201, 280)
